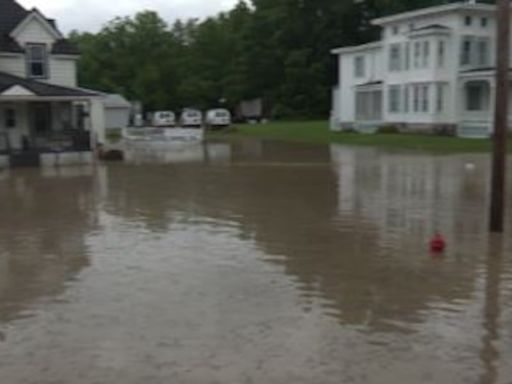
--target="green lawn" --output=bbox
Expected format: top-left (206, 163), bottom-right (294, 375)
top-left (207, 121), bottom-right (504, 153)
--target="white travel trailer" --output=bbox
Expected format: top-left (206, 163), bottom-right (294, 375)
top-left (152, 111), bottom-right (176, 127)
top-left (180, 109), bottom-right (203, 127)
top-left (205, 109), bottom-right (231, 129)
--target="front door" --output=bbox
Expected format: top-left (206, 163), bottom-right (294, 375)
top-left (31, 103), bottom-right (52, 135)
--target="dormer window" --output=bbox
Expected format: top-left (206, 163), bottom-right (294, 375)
top-left (26, 44), bottom-right (48, 79)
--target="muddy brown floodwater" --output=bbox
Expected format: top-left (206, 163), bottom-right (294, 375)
top-left (0, 140), bottom-right (511, 384)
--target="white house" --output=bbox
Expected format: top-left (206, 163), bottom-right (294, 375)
top-left (0, 0), bottom-right (114, 167)
top-left (331, 1), bottom-right (505, 138)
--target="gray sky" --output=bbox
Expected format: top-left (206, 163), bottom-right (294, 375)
top-left (18, 0), bottom-right (239, 34)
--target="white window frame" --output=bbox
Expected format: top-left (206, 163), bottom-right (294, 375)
top-left (403, 86), bottom-right (409, 113)
top-left (354, 55), bottom-right (366, 78)
top-left (436, 84), bottom-right (445, 113)
top-left (477, 38), bottom-right (490, 66)
top-left (26, 43), bottom-right (48, 79)
top-left (422, 41), bottom-right (430, 68)
top-left (388, 85), bottom-right (401, 113)
top-left (421, 85), bottom-right (429, 112)
top-left (412, 84), bottom-right (430, 113)
top-left (438, 40), bottom-right (445, 68)
top-left (466, 83), bottom-right (489, 112)
top-left (389, 44), bottom-right (402, 72)
top-left (404, 42), bottom-right (410, 70)
top-left (414, 41), bottom-right (421, 68)
top-left (5, 108), bottom-right (16, 128)
top-left (461, 36), bottom-right (473, 66)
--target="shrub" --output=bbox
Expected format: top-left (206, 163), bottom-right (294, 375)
top-left (106, 128), bottom-right (123, 143)
top-left (378, 124), bottom-right (400, 134)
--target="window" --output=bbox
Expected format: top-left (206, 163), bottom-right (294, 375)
top-left (414, 41), bottom-right (422, 68)
top-left (421, 85), bottom-right (429, 112)
top-left (466, 83), bottom-right (489, 111)
top-left (481, 17), bottom-right (488, 28)
top-left (26, 44), bottom-right (48, 78)
top-left (460, 37), bottom-right (490, 66)
top-left (436, 84), bottom-right (445, 113)
top-left (389, 44), bottom-right (402, 71)
top-left (477, 39), bottom-right (489, 66)
top-left (403, 86), bottom-right (409, 113)
top-left (392, 26), bottom-right (400, 35)
top-left (354, 56), bottom-right (365, 78)
top-left (5, 108), bottom-right (16, 128)
top-left (413, 86), bottom-right (420, 112)
top-left (465, 16), bottom-right (472, 26)
top-left (422, 41), bottom-right (430, 68)
top-left (404, 42), bottom-right (410, 70)
top-left (389, 85), bottom-right (401, 113)
top-left (409, 23), bottom-right (415, 31)
top-left (438, 40), bottom-right (445, 67)
top-left (356, 90), bottom-right (383, 121)
top-left (461, 37), bottom-right (472, 66)
top-left (413, 84), bottom-right (430, 113)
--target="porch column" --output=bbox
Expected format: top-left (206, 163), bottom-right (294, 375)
top-left (88, 98), bottom-right (106, 149)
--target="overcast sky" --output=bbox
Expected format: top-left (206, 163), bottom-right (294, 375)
top-left (18, 0), bottom-right (239, 34)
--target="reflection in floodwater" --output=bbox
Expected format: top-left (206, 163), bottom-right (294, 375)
top-left (0, 167), bottom-right (98, 323)
top-left (0, 141), bottom-right (511, 383)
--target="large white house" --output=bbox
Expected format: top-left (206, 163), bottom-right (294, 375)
top-left (331, 1), bottom-right (505, 138)
top-left (0, 0), bottom-right (116, 167)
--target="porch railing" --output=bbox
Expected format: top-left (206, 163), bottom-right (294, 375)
top-left (26, 130), bottom-right (90, 153)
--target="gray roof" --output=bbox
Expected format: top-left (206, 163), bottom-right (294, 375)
top-left (0, 71), bottom-right (97, 98)
top-left (0, 0), bottom-right (79, 54)
top-left (103, 93), bottom-right (132, 108)
top-left (0, 0), bottom-right (27, 52)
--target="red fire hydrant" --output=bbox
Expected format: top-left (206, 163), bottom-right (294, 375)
top-left (430, 233), bottom-right (446, 253)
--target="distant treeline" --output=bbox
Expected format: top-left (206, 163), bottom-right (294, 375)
top-left (69, 0), bottom-right (493, 118)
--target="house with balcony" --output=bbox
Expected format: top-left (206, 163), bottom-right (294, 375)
top-left (0, 0), bottom-right (109, 167)
top-left (331, 1), bottom-right (503, 138)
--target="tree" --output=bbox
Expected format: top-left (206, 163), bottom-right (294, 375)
top-left (71, 0), bottom-right (467, 118)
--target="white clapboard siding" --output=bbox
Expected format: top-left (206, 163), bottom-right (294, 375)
top-left (0, 55), bottom-right (25, 77)
top-left (47, 58), bottom-right (77, 87)
top-left (13, 18), bottom-right (57, 47)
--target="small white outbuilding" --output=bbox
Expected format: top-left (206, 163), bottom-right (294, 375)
top-left (103, 94), bottom-right (132, 129)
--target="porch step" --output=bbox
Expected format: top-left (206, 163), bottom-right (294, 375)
top-left (10, 152), bottom-right (40, 168)
top-left (457, 122), bottom-right (491, 139)
top-left (354, 122), bottom-right (379, 134)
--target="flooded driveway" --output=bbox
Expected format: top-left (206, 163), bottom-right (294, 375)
top-left (0, 140), bottom-right (511, 384)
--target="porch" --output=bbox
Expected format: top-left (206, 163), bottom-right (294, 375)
top-left (354, 82), bottom-right (383, 134)
top-left (458, 70), bottom-right (512, 138)
top-left (0, 71), bottom-right (100, 167)
top-left (0, 101), bottom-right (92, 167)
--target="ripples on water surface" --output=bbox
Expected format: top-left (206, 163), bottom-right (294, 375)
top-left (0, 140), bottom-right (511, 384)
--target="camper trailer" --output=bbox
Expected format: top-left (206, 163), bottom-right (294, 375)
top-left (180, 109), bottom-right (203, 127)
top-left (152, 111), bottom-right (176, 127)
top-left (205, 109), bottom-right (231, 129)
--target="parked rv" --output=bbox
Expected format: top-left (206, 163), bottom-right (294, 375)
top-left (205, 109), bottom-right (231, 129)
top-left (152, 111), bottom-right (176, 127)
top-left (180, 109), bottom-right (203, 127)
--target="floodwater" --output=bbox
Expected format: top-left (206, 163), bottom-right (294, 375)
top-left (0, 140), bottom-right (511, 384)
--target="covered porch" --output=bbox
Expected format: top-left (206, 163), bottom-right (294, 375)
top-left (354, 82), bottom-right (383, 134)
top-left (458, 69), bottom-right (512, 138)
top-left (0, 71), bottom-right (100, 167)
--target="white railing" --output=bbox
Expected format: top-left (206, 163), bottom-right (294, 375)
top-left (123, 127), bottom-right (204, 143)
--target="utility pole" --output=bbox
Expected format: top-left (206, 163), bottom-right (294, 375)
top-left (490, 0), bottom-right (510, 233)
